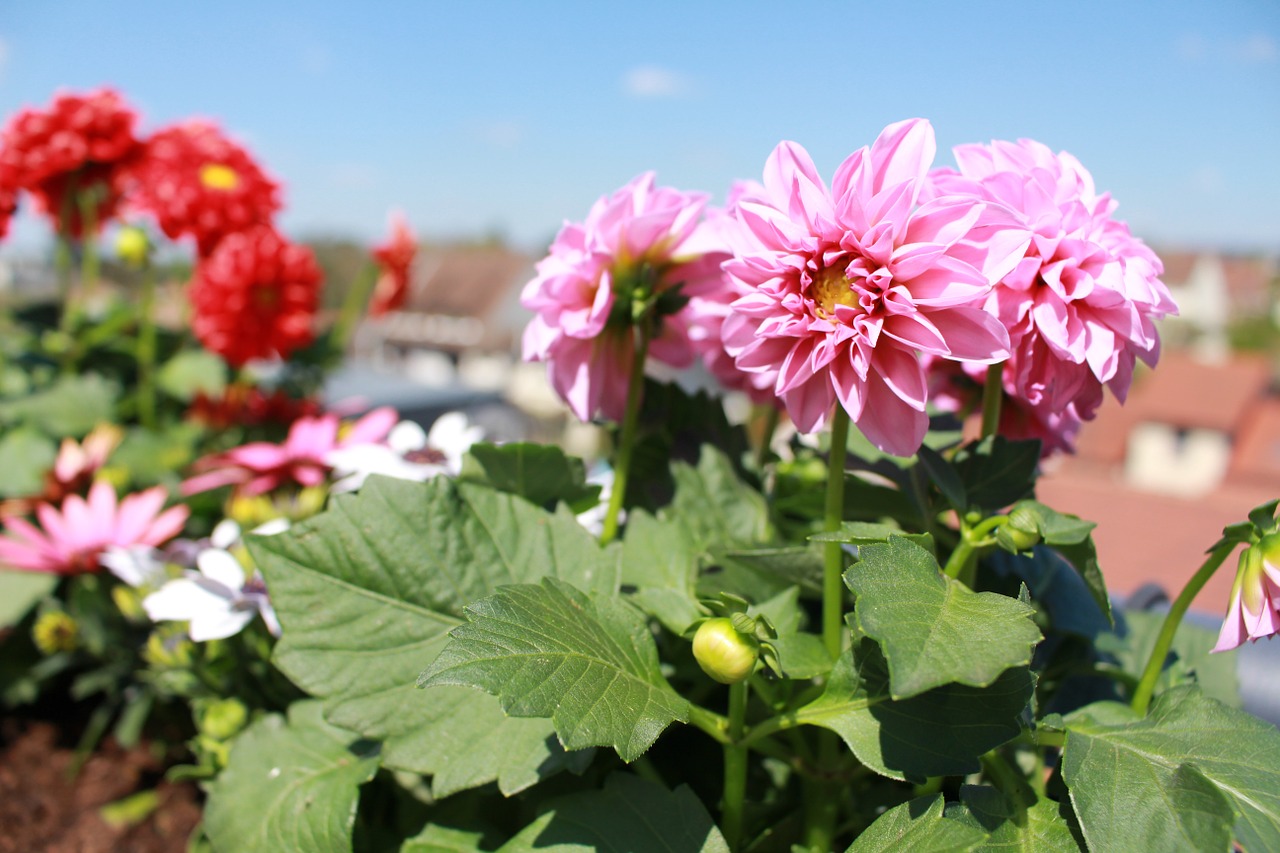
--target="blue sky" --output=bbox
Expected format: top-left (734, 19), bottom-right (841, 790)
top-left (1, 1), bottom-right (1277, 255)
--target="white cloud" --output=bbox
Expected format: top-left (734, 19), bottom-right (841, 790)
top-left (623, 65), bottom-right (693, 99)
top-left (1176, 31), bottom-right (1278, 64)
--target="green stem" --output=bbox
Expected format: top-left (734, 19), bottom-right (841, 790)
top-left (687, 704), bottom-right (731, 745)
top-left (332, 263), bottom-right (380, 354)
top-left (823, 405), bottom-right (851, 659)
top-left (136, 262), bottom-right (158, 430)
top-left (78, 192), bottom-right (100, 306)
top-left (943, 515), bottom-right (1007, 580)
top-left (722, 680), bottom-right (749, 852)
top-left (600, 324), bottom-right (651, 546)
top-left (754, 404), bottom-right (781, 472)
top-left (1131, 541), bottom-right (1238, 715)
top-left (980, 362), bottom-right (1005, 439)
top-left (980, 749), bottom-right (1033, 810)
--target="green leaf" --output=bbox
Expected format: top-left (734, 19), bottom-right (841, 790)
top-left (947, 785), bottom-right (1082, 852)
top-left (111, 423), bottom-right (202, 486)
top-left (847, 794), bottom-right (986, 852)
top-left (0, 570), bottom-right (57, 628)
top-left (252, 476), bottom-right (618, 795)
top-left (796, 640), bottom-right (1033, 780)
top-left (811, 521), bottom-right (935, 553)
top-left (1050, 536), bottom-right (1112, 627)
top-left (1063, 686), bottom-right (1280, 853)
top-left (1011, 501), bottom-right (1095, 546)
top-left (203, 701), bottom-right (380, 853)
top-left (498, 773), bottom-right (729, 852)
top-left (917, 445), bottom-right (967, 511)
top-left (717, 545), bottom-right (823, 595)
top-left (460, 442), bottom-right (601, 514)
top-left (0, 373), bottom-right (117, 437)
top-left (845, 537), bottom-right (1041, 698)
top-left (1248, 499), bottom-right (1279, 532)
top-left (420, 577), bottom-right (689, 762)
top-left (669, 445), bottom-right (770, 550)
top-left (770, 633), bottom-right (834, 679)
top-left (156, 349), bottom-right (226, 402)
top-left (401, 823), bottom-right (494, 853)
top-left (0, 427), bottom-right (57, 498)
top-left (953, 437), bottom-right (1040, 512)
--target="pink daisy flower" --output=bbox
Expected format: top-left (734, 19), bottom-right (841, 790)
top-left (0, 481), bottom-right (189, 575)
top-left (1213, 535), bottom-right (1280, 653)
top-left (521, 172), bottom-right (730, 422)
top-left (182, 406), bottom-right (397, 497)
top-left (722, 119), bottom-right (1029, 456)
top-left (929, 138), bottom-right (1176, 422)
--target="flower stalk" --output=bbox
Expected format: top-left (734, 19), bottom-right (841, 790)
top-left (600, 321), bottom-right (652, 546)
top-left (136, 260), bottom-right (158, 430)
top-left (722, 679), bottom-right (749, 851)
top-left (980, 362), bottom-right (1005, 439)
top-left (823, 405), bottom-right (850, 659)
top-left (332, 263), bottom-right (379, 355)
top-left (1131, 540), bottom-right (1238, 715)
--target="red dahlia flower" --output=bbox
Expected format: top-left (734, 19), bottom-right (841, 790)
top-left (368, 211), bottom-right (417, 317)
top-left (189, 225), bottom-right (322, 366)
top-left (0, 87), bottom-right (140, 236)
top-left (128, 120), bottom-right (281, 255)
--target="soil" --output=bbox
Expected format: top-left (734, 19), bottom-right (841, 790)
top-left (0, 716), bottom-right (202, 852)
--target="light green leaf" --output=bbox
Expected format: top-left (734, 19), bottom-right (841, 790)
top-left (0, 570), bottom-right (57, 627)
top-left (845, 537), bottom-right (1041, 698)
top-left (497, 773), bottom-right (729, 852)
top-left (796, 640), bottom-right (1033, 780)
top-left (718, 545), bottom-right (823, 595)
top-left (668, 446), bottom-right (770, 552)
top-left (0, 427), bottom-right (57, 498)
top-left (420, 578), bottom-right (689, 762)
top-left (203, 700), bottom-right (379, 853)
top-left (0, 374), bottom-right (117, 437)
top-left (401, 823), bottom-right (495, 852)
top-left (252, 476), bottom-right (618, 795)
top-left (947, 785), bottom-right (1082, 852)
top-left (156, 349), bottom-right (226, 402)
top-left (460, 442), bottom-right (601, 514)
top-left (847, 795), bottom-right (986, 852)
top-left (1063, 686), bottom-right (1280, 853)
top-left (812, 521), bottom-right (934, 553)
top-left (1104, 609), bottom-right (1239, 708)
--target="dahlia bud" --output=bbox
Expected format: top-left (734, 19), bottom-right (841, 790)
top-left (115, 225), bottom-right (151, 268)
top-left (997, 505), bottom-right (1042, 553)
top-left (197, 696), bottom-right (249, 741)
top-left (32, 611), bottom-right (78, 655)
top-left (692, 617), bottom-right (760, 684)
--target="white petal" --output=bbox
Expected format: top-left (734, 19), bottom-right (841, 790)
top-left (251, 518), bottom-right (291, 537)
top-left (100, 545), bottom-right (166, 588)
top-left (388, 420), bottom-right (428, 454)
top-left (197, 549), bottom-right (248, 590)
top-left (210, 519), bottom-right (242, 550)
top-left (257, 599), bottom-right (282, 637)
top-left (143, 577), bottom-right (232, 623)
top-left (188, 606), bottom-right (256, 642)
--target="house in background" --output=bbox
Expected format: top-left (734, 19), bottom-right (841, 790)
top-left (1158, 250), bottom-right (1277, 358)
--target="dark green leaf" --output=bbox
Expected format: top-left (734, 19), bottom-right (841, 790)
top-left (401, 823), bottom-right (494, 853)
top-left (847, 795), bottom-right (986, 852)
top-left (918, 445), bottom-right (967, 511)
top-left (796, 640), bottom-right (1033, 780)
top-left (986, 549), bottom-right (1110, 639)
top-left (1063, 686), bottom-right (1280, 853)
top-left (1051, 538), bottom-right (1112, 627)
top-left (953, 437), bottom-right (1040, 512)
top-left (460, 442), bottom-right (601, 514)
top-left (420, 578), bottom-right (689, 762)
top-left (498, 773), bottom-right (729, 852)
top-left (717, 545), bottom-right (824, 595)
top-left (1248, 499), bottom-right (1279, 532)
top-left (812, 521), bottom-right (935, 554)
top-left (947, 785), bottom-right (1082, 852)
top-left (1103, 610), bottom-right (1239, 708)
top-left (203, 701), bottom-right (380, 853)
top-left (846, 537), bottom-right (1041, 697)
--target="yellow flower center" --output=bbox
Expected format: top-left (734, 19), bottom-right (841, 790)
top-left (811, 266), bottom-right (858, 319)
top-left (200, 163), bottom-right (241, 191)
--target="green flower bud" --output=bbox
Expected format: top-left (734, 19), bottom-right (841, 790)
top-left (196, 697), bottom-right (249, 741)
top-left (692, 617), bottom-right (759, 684)
top-left (997, 505), bottom-right (1042, 553)
top-left (32, 611), bottom-right (78, 655)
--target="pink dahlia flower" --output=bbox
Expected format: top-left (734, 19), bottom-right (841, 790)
top-left (929, 138), bottom-right (1176, 423)
top-left (1213, 535), bottom-right (1280, 653)
top-left (182, 406), bottom-right (397, 497)
top-left (521, 172), bottom-right (730, 422)
top-left (0, 481), bottom-right (189, 575)
top-left (722, 120), bottom-right (1029, 456)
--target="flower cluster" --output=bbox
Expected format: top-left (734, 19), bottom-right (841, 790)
top-left (523, 119), bottom-right (1175, 460)
top-left (368, 211), bottom-right (418, 317)
top-left (0, 87), bottom-right (141, 236)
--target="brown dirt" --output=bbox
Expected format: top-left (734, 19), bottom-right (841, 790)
top-left (0, 716), bottom-right (202, 852)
